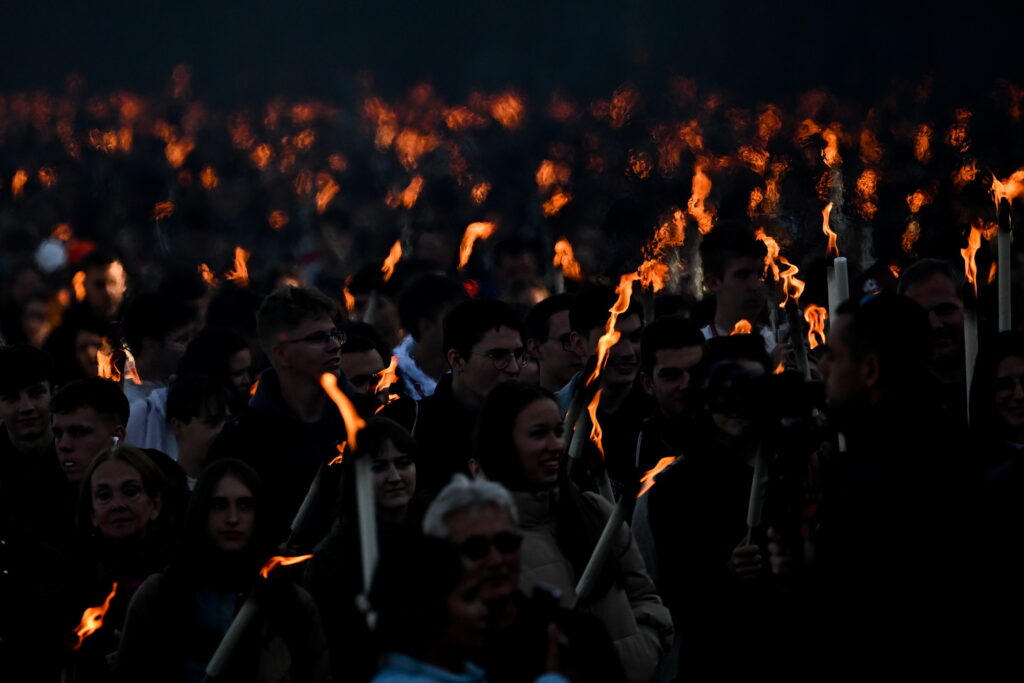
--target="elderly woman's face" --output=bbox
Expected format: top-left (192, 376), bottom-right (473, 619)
top-left (90, 459), bottom-right (161, 540)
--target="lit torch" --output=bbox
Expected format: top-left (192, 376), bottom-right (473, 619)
top-left (991, 169), bottom-right (1024, 331)
top-left (70, 583), bottom-right (117, 651)
top-left (552, 237), bottom-right (583, 293)
top-left (962, 221), bottom-right (984, 418)
top-left (457, 222), bottom-right (497, 270)
top-left (224, 247), bottom-right (251, 287)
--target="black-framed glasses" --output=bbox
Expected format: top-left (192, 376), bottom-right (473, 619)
top-left (472, 348), bottom-right (528, 370)
top-left (459, 531), bottom-right (523, 560)
top-left (280, 328), bottom-right (346, 346)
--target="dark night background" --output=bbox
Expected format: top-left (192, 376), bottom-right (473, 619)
top-left (1, 1), bottom-right (1021, 103)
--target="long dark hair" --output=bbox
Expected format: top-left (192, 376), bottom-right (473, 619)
top-left (473, 382), bottom-right (616, 598)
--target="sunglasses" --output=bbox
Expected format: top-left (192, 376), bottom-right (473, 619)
top-left (458, 531), bottom-right (523, 560)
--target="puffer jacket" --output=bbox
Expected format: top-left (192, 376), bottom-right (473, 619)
top-left (511, 490), bottom-right (673, 683)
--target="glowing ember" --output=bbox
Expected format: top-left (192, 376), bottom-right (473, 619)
top-left (11, 169), bottom-right (28, 198)
top-left (587, 390), bottom-right (604, 460)
top-left (224, 247), bottom-right (251, 287)
top-left (381, 240), bottom-right (403, 283)
top-left (198, 263), bottom-right (218, 288)
top-left (321, 373), bottom-right (367, 450)
top-left (471, 182), bottom-right (491, 205)
top-left (914, 124), bottom-right (933, 163)
top-left (821, 202), bottom-right (838, 258)
top-left (200, 165), bottom-right (219, 190)
top-left (70, 583), bottom-right (118, 651)
top-left (152, 201), bottom-right (175, 221)
top-left (637, 456), bottom-right (677, 498)
top-left (268, 210), bottom-right (289, 230)
top-left (375, 356), bottom-right (400, 396)
top-left (315, 173), bottom-right (340, 214)
top-left (542, 189), bottom-right (572, 217)
top-left (731, 319), bottom-right (753, 335)
top-left (97, 339), bottom-right (120, 382)
top-left (259, 555), bottom-right (314, 579)
top-left (754, 228), bottom-right (781, 280)
top-left (804, 304), bottom-right (828, 349)
top-left (52, 223), bottom-right (72, 241)
top-left (457, 222), bottom-right (497, 270)
top-left (961, 221), bottom-right (984, 297)
top-left (687, 159), bottom-right (715, 234)
top-left (72, 271), bottom-right (87, 302)
top-left (553, 238), bottom-right (583, 280)
top-left (585, 273), bottom-right (640, 386)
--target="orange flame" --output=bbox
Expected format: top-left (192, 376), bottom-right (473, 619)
top-left (315, 173), bottom-right (340, 214)
top-left (991, 169), bottom-right (1024, 207)
top-left (553, 238), bottom-right (583, 280)
top-left (122, 347), bottom-right (142, 385)
top-left (471, 182), bottom-right (491, 205)
top-left (804, 304), bottom-right (828, 349)
top-left (11, 169), bottom-right (28, 198)
top-left (988, 262), bottom-right (998, 284)
top-left (70, 583), bottom-right (117, 651)
top-left (386, 175), bottom-right (424, 209)
top-left (585, 273), bottom-right (640, 387)
top-left (778, 257), bottom-right (805, 308)
top-left (821, 127), bottom-right (842, 168)
top-left (953, 160), bottom-right (979, 189)
top-left (889, 263), bottom-right (902, 279)
top-left (268, 210), bottom-right (289, 230)
top-left (200, 165), bottom-right (219, 190)
top-left (52, 223), bottom-right (72, 241)
top-left (637, 456), bottom-right (677, 498)
top-left (152, 201), bottom-right (175, 221)
top-left (37, 166), bottom-right (57, 188)
top-left (587, 389), bottom-right (604, 460)
top-left (542, 190), bottom-right (573, 217)
top-left (249, 378), bottom-right (259, 397)
top-left (224, 247), bottom-right (251, 287)
top-left (821, 202), bottom-right (838, 258)
top-left (73, 271), bottom-right (87, 302)
top-left (329, 442), bottom-right (346, 466)
top-left (259, 555), bottom-right (314, 579)
top-left (457, 222), bottom-right (497, 270)
top-left (321, 373), bottom-right (366, 450)
top-left (198, 263), bottom-right (218, 288)
top-left (961, 221), bottom-right (984, 297)
top-left (687, 159), bottom-right (715, 234)
top-left (375, 356), bottom-right (400, 396)
top-left (731, 319), bottom-right (753, 335)
top-left (96, 339), bottom-right (120, 382)
top-left (854, 169), bottom-right (880, 219)
top-left (164, 137), bottom-right (195, 168)
top-left (914, 124), bottom-right (933, 163)
top-left (754, 229), bottom-right (781, 280)
top-left (342, 278), bottom-right (356, 313)
top-left (382, 241), bottom-right (402, 283)
top-left (773, 362), bottom-right (785, 375)
top-left (637, 259), bottom-right (669, 293)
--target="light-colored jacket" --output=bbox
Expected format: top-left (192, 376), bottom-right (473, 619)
top-left (511, 490), bottom-right (673, 683)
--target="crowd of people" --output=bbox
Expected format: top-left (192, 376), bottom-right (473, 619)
top-left (1, 72), bottom-right (1023, 681)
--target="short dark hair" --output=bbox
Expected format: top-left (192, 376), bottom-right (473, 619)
top-left (640, 315), bottom-right (705, 375)
top-left (256, 286), bottom-right (340, 353)
top-left (51, 377), bottom-right (130, 426)
top-left (568, 284), bottom-right (642, 337)
top-left (896, 258), bottom-right (961, 296)
top-left (442, 299), bottom-right (523, 359)
top-left (166, 374), bottom-right (230, 424)
top-left (341, 321), bottom-right (391, 362)
top-left (397, 274), bottom-right (467, 341)
top-left (177, 327), bottom-right (249, 388)
top-left (836, 292), bottom-right (931, 391)
top-left (0, 345), bottom-right (54, 395)
top-left (699, 221), bottom-right (767, 280)
top-left (80, 248), bottom-right (121, 272)
top-left (524, 293), bottom-right (575, 343)
top-left (703, 335), bottom-right (772, 373)
top-left (122, 293), bottom-right (196, 353)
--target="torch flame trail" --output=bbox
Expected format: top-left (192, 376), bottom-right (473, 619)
top-left (71, 583), bottom-right (118, 651)
top-left (457, 222), bottom-right (497, 270)
top-left (754, 229), bottom-right (781, 280)
top-left (804, 304), bottom-right (828, 349)
top-left (777, 257), bottom-right (805, 308)
top-left (73, 271), bottom-right (87, 302)
top-left (637, 456), bottom-right (677, 498)
top-left (553, 238), bottom-right (583, 280)
top-left (259, 555), bottom-right (313, 579)
top-left (585, 273), bottom-right (640, 387)
top-left (961, 221), bottom-right (984, 298)
top-left (821, 202), bottom-right (838, 258)
top-left (587, 390), bottom-right (604, 461)
top-left (224, 247), bottom-right (251, 287)
top-left (381, 240), bottom-right (402, 282)
top-left (321, 373), bottom-right (366, 450)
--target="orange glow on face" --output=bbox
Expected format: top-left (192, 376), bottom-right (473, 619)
top-left (731, 319), bottom-right (753, 335)
top-left (738, 146), bottom-right (769, 175)
top-left (268, 210), bottom-right (289, 230)
top-left (382, 240), bottom-right (403, 283)
top-left (72, 271), bottom-right (87, 302)
top-left (152, 201), bottom-right (175, 221)
top-left (821, 202), bottom-right (838, 258)
top-left (587, 389), bottom-right (604, 460)
top-left (804, 304), bottom-right (827, 349)
top-left (97, 339), bottom-right (120, 382)
top-left (946, 108), bottom-right (972, 153)
top-left (471, 182), bottom-right (491, 205)
top-left (224, 247), bottom-right (251, 287)
top-left (457, 222), bottom-right (497, 270)
top-left (386, 175), bottom-right (424, 209)
top-left (535, 160), bottom-right (570, 190)
top-left (259, 555), bottom-right (314, 579)
top-left (902, 222), bottom-right (921, 253)
top-left (200, 165), bottom-right (219, 190)
top-left (70, 583), bottom-right (118, 651)
top-left (444, 106), bottom-right (488, 131)
top-left (553, 238), bottom-right (583, 281)
top-left (321, 373), bottom-right (366, 449)
top-left (961, 221), bottom-right (984, 297)
top-left (11, 169), bottom-right (28, 198)
top-left (637, 456), bottom-right (677, 498)
top-left (585, 273), bottom-right (640, 387)
top-left (375, 356), bottom-right (400, 396)
top-left (914, 124), bottom-right (933, 163)
top-left (687, 159), bottom-right (715, 234)
top-left (754, 228), bottom-right (781, 280)
top-left (198, 263), bottom-right (218, 288)
top-left (952, 160), bottom-right (979, 190)
top-left (777, 257), bottom-right (805, 308)
top-left (628, 150), bottom-right (652, 179)
top-left (542, 190), bottom-right (572, 217)
top-left (858, 127), bottom-right (882, 166)
top-left (315, 173), bottom-right (340, 214)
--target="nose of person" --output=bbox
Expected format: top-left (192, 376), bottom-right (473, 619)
top-left (225, 503), bottom-right (240, 526)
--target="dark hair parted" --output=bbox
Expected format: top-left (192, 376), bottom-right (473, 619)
top-left (640, 315), bottom-right (705, 375)
top-left (51, 377), bottom-right (130, 426)
top-left (698, 221), bottom-right (767, 280)
top-left (256, 286), bottom-right (340, 353)
top-left (182, 459), bottom-right (272, 566)
top-left (524, 293), bottom-right (575, 343)
top-left (0, 344), bottom-right (54, 395)
top-left (896, 257), bottom-right (962, 296)
top-left (442, 298), bottom-right (522, 359)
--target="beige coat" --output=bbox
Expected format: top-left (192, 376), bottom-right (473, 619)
top-left (512, 490), bottom-right (673, 683)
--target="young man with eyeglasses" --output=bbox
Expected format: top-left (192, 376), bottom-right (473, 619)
top-left (413, 298), bottom-right (524, 499)
top-left (208, 286), bottom-right (375, 548)
top-left (525, 293), bottom-right (583, 394)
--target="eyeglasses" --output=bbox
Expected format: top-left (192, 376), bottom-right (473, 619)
top-left (472, 348), bottom-right (528, 370)
top-left (280, 328), bottom-right (346, 346)
top-left (458, 531), bottom-right (523, 560)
